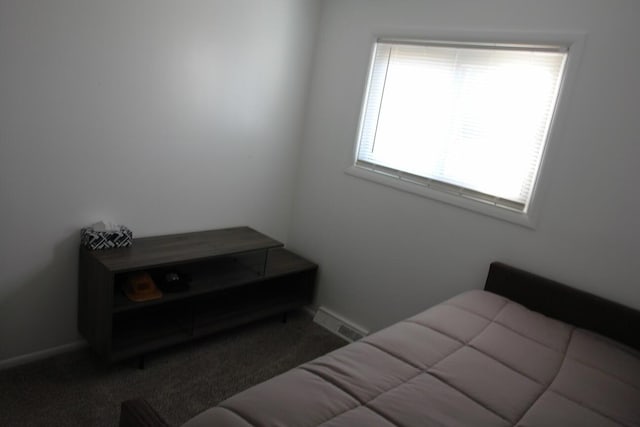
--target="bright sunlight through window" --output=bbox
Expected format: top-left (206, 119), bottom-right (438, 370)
top-left (354, 40), bottom-right (568, 213)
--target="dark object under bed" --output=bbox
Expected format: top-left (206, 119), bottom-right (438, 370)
top-left (120, 262), bottom-right (640, 427)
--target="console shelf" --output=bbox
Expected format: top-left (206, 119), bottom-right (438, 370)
top-left (78, 227), bottom-right (317, 363)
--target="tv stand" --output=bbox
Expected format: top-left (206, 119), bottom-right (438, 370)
top-left (78, 227), bottom-right (317, 363)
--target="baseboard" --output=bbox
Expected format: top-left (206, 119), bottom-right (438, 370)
top-left (0, 340), bottom-right (87, 371)
top-left (313, 306), bottom-right (368, 342)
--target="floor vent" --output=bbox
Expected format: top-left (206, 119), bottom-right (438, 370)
top-left (313, 307), bottom-right (368, 342)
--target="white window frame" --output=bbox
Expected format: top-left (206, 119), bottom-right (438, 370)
top-left (346, 31), bottom-right (584, 228)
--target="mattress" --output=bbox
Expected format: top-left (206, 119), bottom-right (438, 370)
top-left (182, 290), bottom-right (640, 427)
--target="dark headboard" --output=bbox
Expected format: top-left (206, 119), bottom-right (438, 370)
top-left (485, 262), bottom-right (640, 351)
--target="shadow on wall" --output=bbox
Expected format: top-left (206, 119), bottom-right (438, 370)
top-left (0, 232), bottom-right (83, 361)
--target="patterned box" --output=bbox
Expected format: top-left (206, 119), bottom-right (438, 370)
top-left (81, 226), bottom-right (133, 250)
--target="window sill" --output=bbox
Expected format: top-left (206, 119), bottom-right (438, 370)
top-left (345, 165), bottom-right (537, 229)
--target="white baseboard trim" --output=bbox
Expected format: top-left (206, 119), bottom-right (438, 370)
top-left (0, 340), bottom-right (87, 371)
top-left (313, 306), bottom-right (368, 342)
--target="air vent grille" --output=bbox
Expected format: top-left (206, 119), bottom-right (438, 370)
top-left (313, 307), bottom-right (368, 342)
top-left (337, 324), bottom-right (364, 341)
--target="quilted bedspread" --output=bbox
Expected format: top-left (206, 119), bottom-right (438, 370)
top-left (183, 290), bottom-right (640, 427)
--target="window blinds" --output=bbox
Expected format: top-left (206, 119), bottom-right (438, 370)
top-left (356, 40), bottom-right (568, 212)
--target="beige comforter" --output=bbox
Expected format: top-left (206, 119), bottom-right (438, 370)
top-left (183, 290), bottom-right (640, 426)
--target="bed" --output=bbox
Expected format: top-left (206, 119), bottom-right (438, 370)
top-left (120, 262), bottom-right (640, 427)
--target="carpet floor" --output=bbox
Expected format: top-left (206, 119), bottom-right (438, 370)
top-left (0, 311), bottom-right (347, 427)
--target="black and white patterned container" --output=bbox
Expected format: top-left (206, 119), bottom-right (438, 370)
top-left (81, 226), bottom-right (133, 250)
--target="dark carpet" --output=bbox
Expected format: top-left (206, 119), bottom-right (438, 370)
top-left (0, 311), bottom-right (347, 427)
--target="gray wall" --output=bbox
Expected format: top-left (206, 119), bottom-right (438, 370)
top-left (0, 0), bottom-right (320, 362)
top-left (289, 0), bottom-right (640, 332)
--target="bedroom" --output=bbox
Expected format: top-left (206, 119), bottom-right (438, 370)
top-left (1, 0), bottom-right (639, 425)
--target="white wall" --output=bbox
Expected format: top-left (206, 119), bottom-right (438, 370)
top-left (289, 0), bottom-right (640, 332)
top-left (0, 0), bottom-right (320, 362)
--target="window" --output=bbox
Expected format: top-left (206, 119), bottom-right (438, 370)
top-left (351, 39), bottom-right (568, 219)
